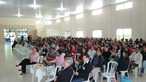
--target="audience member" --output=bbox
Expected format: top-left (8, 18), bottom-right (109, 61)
top-left (129, 47), bottom-right (143, 71)
top-left (54, 57), bottom-right (73, 82)
top-left (72, 54), bottom-right (92, 82)
top-left (15, 47), bottom-right (39, 75)
top-left (140, 44), bottom-right (146, 77)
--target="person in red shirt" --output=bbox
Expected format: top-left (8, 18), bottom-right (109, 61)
top-left (70, 45), bottom-right (77, 59)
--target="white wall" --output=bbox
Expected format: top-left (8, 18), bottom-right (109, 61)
top-left (0, 18), bottom-right (36, 44)
top-left (36, 0), bottom-right (146, 40)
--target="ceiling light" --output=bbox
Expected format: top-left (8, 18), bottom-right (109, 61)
top-left (90, 1), bottom-right (103, 10)
top-left (0, 1), bottom-right (5, 4)
top-left (116, 0), bottom-right (127, 3)
top-left (30, 0), bottom-right (40, 9)
top-left (30, 4), bottom-right (40, 9)
top-left (57, 8), bottom-right (66, 11)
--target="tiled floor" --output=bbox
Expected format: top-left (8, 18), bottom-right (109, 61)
top-left (0, 43), bottom-right (145, 82)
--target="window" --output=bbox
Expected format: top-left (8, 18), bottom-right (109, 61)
top-left (56, 19), bottom-right (60, 23)
top-left (116, 0), bottom-right (127, 3)
top-left (116, 28), bottom-right (132, 40)
top-left (17, 28), bottom-right (28, 40)
top-left (76, 31), bottom-right (83, 37)
top-left (36, 20), bottom-right (43, 24)
top-left (92, 30), bottom-right (102, 38)
top-left (116, 2), bottom-right (133, 11)
top-left (76, 14), bottom-right (83, 19)
top-left (4, 28), bottom-right (16, 42)
top-left (64, 17), bottom-right (70, 21)
top-left (44, 21), bottom-right (52, 25)
top-left (92, 9), bottom-right (102, 16)
top-left (65, 31), bottom-right (71, 37)
top-left (125, 2), bottom-right (133, 9)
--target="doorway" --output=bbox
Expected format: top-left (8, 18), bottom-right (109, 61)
top-left (4, 28), bottom-right (16, 43)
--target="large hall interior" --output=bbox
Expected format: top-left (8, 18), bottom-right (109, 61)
top-left (0, 0), bottom-right (146, 82)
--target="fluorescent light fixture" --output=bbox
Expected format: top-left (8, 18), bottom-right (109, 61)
top-left (30, 4), bottom-right (40, 9)
top-left (90, 1), bottom-right (103, 10)
top-left (116, 0), bottom-right (127, 3)
top-left (56, 19), bottom-right (60, 23)
top-left (30, 0), bottom-right (40, 9)
top-left (0, 1), bottom-right (5, 4)
top-left (64, 17), bottom-right (70, 21)
top-left (92, 9), bottom-right (102, 15)
top-left (44, 20), bottom-right (52, 25)
top-left (57, 8), bottom-right (66, 11)
top-left (76, 14), bottom-right (83, 19)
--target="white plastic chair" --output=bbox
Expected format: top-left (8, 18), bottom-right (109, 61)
top-left (74, 61), bottom-right (79, 71)
top-left (101, 61), bottom-right (118, 82)
top-left (103, 65), bottom-right (106, 73)
top-left (45, 66), bottom-right (62, 82)
top-left (35, 69), bottom-right (43, 82)
top-left (26, 65), bottom-right (32, 73)
top-left (119, 61), bottom-right (130, 77)
top-left (30, 68), bottom-right (35, 82)
top-left (76, 53), bottom-right (81, 60)
top-left (133, 67), bottom-right (141, 77)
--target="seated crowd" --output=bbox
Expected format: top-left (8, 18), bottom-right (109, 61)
top-left (14, 36), bottom-right (146, 82)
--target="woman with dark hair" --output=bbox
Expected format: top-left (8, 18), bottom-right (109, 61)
top-left (15, 47), bottom-right (39, 75)
top-left (48, 50), bottom-right (66, 67)
top-left (117, 51), bottom-right (130, 72)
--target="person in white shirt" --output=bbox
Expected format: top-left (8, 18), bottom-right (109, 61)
top-left (129, 47), bottom-right (143, 71)
top-left (88, 46), bottom-right (96, 60)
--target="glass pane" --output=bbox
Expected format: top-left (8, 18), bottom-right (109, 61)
top-left (76, 31), bottom-right (83, 37)
top-left (92, 30), bottom-right (102, 38)
top-left (124, 28), bottom-right (132, 39)
top-left (116, 29), bottom-right (124, 40)
top-left (125, 2), bottom-right (133, 9)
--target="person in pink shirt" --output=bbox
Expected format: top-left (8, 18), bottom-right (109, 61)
top-left (48, 50), bottom-right (66, 67)
top-left (15, 47), bottom-right (39, 75)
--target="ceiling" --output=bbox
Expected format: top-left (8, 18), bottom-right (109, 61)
top-left (0, 0), bottom-right (132, 20)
